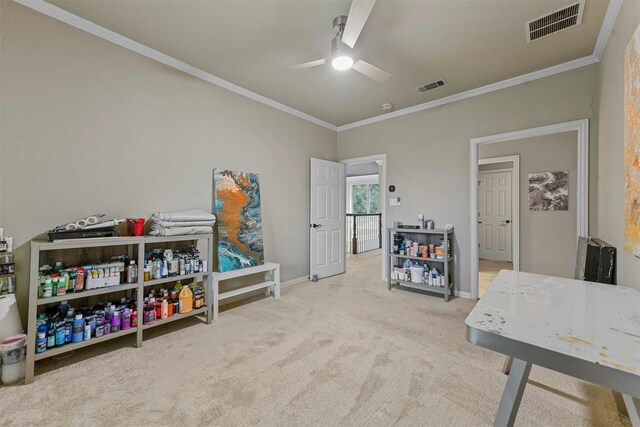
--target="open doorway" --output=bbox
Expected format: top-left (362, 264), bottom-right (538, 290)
top-left (341, 154), bottom-right (387, 282)
top-left (470, 119), bottom-right (589, 300)
top-left (477, 155), bottom-right (519, 297)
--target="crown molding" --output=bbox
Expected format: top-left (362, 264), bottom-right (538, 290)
top-left (13, 0), bottom-right (622, 134)
top-left (593, 0), bottom-right (622, 60)
top-left (337, 0), bottom-right (622, 132)
top-left (11, 0), bottom-right (337, 131)
top-left (337, 55), bottom-right (598, 132)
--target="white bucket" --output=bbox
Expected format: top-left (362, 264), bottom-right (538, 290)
top-left (409, 265), bottom-right (424, 284)
top-left (0, 334), bottom-right (27, 385)
top-left (0, 295), bottom-right (23, 342)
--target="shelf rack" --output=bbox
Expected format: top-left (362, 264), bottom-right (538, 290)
top-left (26, 234), bottom-right (213, 384)
top-left (387, 227), bottom-right (454, 301)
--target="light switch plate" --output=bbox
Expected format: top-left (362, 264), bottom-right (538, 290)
top-left (389, 197), bottom-right (401, 207)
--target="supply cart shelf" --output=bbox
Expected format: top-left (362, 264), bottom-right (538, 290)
top-left (143, 272), bottom-right (209, 288)
top-left (37, 283), bottom-right (139, 306)
top-left (387, 227), bottom-right (455, 301)
top-left (389, 253), bottom-right (453, 263)
top-left (34, 327), bottom-right (138, 361)
top-left (390, 279), bottom-right (454, 294)
top-left (141, 307), bottom-right (208, 330)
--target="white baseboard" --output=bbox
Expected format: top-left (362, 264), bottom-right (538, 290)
top-left (454, 289), bottom-right (473, 299)
top-left (281, 276), bottom-right (309, 288)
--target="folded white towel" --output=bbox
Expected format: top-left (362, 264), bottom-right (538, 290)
top-left (151, 210), bottom-right (216, 223)
top-left (148, 226), bottom-right (213, 237)
top-left (152, 220), bottom-right (215, 228)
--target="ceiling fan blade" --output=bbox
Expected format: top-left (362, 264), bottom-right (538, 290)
top-left (288, 59), bottom-right (327, 70)
top-left (352, 59), bottom-right (391, 83)
top-left (341, 0), bottom-right (376, 49)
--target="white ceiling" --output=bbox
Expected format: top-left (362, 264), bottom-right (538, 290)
top-left (45, 0), bottom-right (610, 127)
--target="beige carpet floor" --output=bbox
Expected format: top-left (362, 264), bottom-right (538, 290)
top-left (0, 254), bottom-right (628, 426)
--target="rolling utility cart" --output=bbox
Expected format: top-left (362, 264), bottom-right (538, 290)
top-left (387, 227), bottom-right (454, 301)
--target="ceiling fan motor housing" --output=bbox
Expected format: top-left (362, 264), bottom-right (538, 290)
top-left (333, 15), bottom-right (348, 33)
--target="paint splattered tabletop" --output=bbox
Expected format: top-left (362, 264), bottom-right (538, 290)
top-left (465, 270), bottom-right (640, 376)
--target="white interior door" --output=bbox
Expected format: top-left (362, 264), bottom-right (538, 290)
top-left (310, 158), bottom-right (346, 280)
top-left (478, 171), bottom-right (512, 262)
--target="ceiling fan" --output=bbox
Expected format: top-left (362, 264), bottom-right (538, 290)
top-left (289, 0), bottom-right (391, 83)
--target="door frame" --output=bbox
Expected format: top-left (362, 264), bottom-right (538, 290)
top-left (340, 153), bottom-right (387, 282)
top-left (478, 155), bottom-right (520, 269)
top-left (470, 119), bottom-right (589, 300)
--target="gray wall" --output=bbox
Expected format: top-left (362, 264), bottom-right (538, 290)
top-left (346, 161), bottom-right (379, 177)
top-left (595, 0), bottom-right (640, 290)
top-left (479, 132), bottom-right (577, 278)
top-left (338, 65), bottom-right (598, 295)
top-left (0, 1), bottom-right (337, 288)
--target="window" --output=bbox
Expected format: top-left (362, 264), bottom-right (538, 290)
top-left (347, 174), bottom-right (379, 214)
top-left (352, 184), bottom-right (379, 214)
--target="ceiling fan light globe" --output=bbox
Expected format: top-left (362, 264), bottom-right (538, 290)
top-left (332, 55), bottom-right (353, 70)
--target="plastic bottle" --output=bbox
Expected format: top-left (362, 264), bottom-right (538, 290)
top-left (36, 321), bottom-right (47, 354)
top-left (161, 299), bottom-right (168, 320)
top-left (72, 314), bottom-right (84, 343)
top-left (55, 323), bottom-right (66, 347)
top-left (121, 308), bottom-right (131, 330)
top-left (46, 321), bottom-right (56, 349)
top-left (111, 311), bottom-right (121, 332)
top-left (84, 322), bottom-right (91, 341)
top-left (126, 261), bottom-right (138, 284)
top-left (179, 285), bottom-right (193, 314)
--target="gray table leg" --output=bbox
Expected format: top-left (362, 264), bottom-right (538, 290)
top-left (494, 358), bottom-right (532, 427)
top-left (613, 391), bottom-right (629, 418)
top-left (502, 356), bottom-right (513, 375)
top-left (623, 394), bottom-right (640, 427)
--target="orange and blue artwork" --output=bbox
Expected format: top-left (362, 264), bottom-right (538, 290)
top-left (625, 23), bottom-right (640, 258)
top-left (213, 169), bottom-right (264, 271)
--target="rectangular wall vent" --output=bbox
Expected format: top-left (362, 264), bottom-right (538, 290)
top-left (526, 0), bottom-right (585, 43)
top-left (416, 79), bottom-right (447, 93)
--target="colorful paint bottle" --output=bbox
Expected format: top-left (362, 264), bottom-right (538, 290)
top-left (111, 311), bottom-right (121, 332)
top-left (72, 314), bottom-right (84, 343)
top-left (121, 309), bottom-right (131, 330)
top-left (178, 285), bottom-right (193, 314)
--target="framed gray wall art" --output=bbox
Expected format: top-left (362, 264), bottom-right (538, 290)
top-left (528, 171), bottom-right (568, 211)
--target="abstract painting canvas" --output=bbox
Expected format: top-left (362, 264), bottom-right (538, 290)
top-left (528, 171), bottom-right (568, 211)
top-left (213, 169), bottom-right (264, 272)
top-left (625, 22), bottom-right (640, 257)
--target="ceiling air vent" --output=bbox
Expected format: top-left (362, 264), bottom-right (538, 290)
top-left (526, 0), bottom-right (585, 43)
top-left (416, 79), bottom-right (447, 93)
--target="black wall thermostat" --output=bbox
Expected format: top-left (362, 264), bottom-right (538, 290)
top-left (389, 185), bottom-right (395, 193)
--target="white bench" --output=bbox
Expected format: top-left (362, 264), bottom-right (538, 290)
top-left (211, 262), bottom-right (280, 319)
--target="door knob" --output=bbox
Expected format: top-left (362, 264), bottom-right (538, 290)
top-left (310, 223), bottom-right (322, 229)
top-left (505, 220), bottom-right (511, 224)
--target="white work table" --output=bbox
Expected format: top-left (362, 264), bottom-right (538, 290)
top-left (465, 270), bottom-right (640, 427)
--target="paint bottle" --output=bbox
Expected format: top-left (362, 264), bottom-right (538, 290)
top-left (95, 320), bottom-right (104, 338)
top-left (179, 285), bottom-right (193, 314)
top-left (161, 299), bottom-right (168, 320)
top-left (55, 323), bottom-right (66, 347)
top-left (36, 321), bottom-right (47, 354)
top-left (84, 322), bottom-right (91, 341)
top-left (111, 311), bottom-right (121, 332)
top-left (121, 309), bottom-right (131, 330)
top-left (47, 322), bottom-right (56, 348)
top-left (126, 261), bottom-right (138, 284)
top-left (72, 314), bottom-right (84, 343)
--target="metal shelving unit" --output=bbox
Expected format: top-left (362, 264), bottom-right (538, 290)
top-left (387, 227), bottom-right (454, 301)
top-left (26, 234), bottom-right (213, 384)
